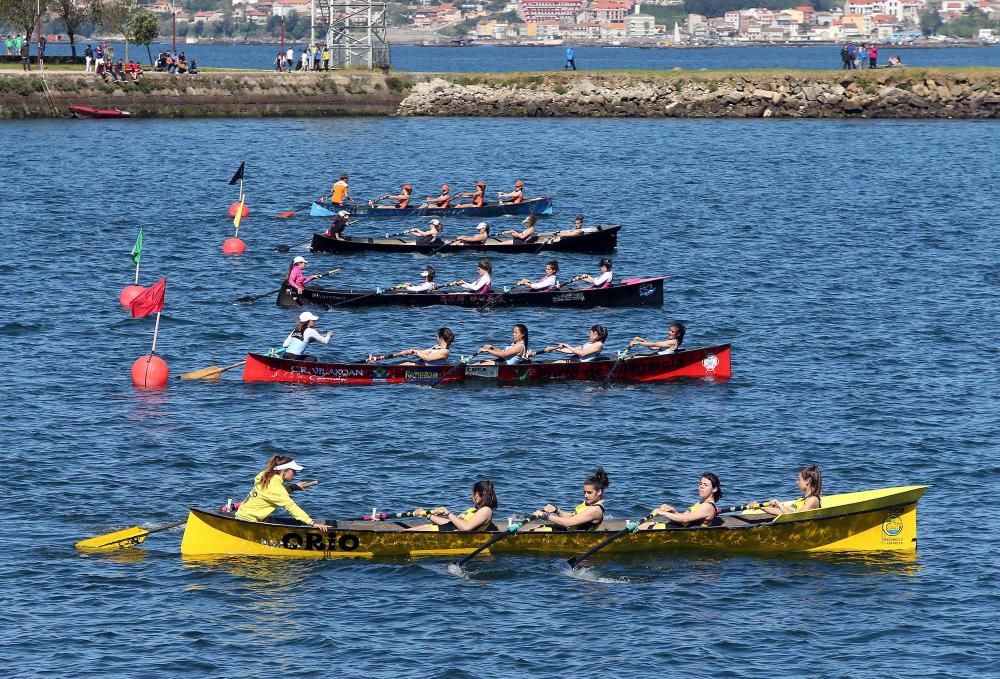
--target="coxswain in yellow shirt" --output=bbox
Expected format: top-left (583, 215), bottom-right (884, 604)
top-left (234, 455), bottom-right (329, 532)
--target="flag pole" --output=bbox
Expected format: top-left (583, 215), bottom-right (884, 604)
top-left (150, 312), bottom-right (161, 354)
top-left (134, 259), bottom-right (140, 285)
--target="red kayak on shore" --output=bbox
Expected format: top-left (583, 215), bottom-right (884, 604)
top-left (241, 344), bottom-right (731, 386)
top-left (69, 105), bottom-right (132, 119)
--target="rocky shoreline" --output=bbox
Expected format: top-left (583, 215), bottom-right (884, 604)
top-left (2, 69), bottom-right (999, 119)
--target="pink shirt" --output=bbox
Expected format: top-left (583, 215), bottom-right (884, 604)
top-left (288, 267), bottom-right (315, 289)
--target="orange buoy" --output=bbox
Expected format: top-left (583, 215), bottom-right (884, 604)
top-left (131, 354), bottom-right (169, 388)
top-left (222, 237), bottom-right (247, 255)
top-left (119, 285), bottom-right (146, 308)
top-left (228, 202), bottom-right (250, 218)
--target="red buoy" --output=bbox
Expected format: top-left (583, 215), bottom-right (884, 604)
top-left (228, 202), bottom-right (250, 218)
top-left (131, 354), bottom-right (169, 388)
top-left (222, 237), bottom-right (247, 255)
top-left (119, 285), bottom-right (146, 307)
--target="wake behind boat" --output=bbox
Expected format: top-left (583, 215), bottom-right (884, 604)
top-left (179, 485), bottom-right (927, 558)
top-left (241, 344), bottom-right (731, 385)
top-left (276, 277), bottom-right (664, 309)
top-left (309, 225), bottom-right (620, 255)
top-left (311, 197), bottom-right (553, 219)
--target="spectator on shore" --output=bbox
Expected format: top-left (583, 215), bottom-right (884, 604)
top-left (300, 48), bottom-right (309, 71)
top-left (285, 46), bottom-right (294, 70)
top-left (84, 44), bottom-right (93, 72)
top-left (5, 35), bottom-right (13, 56)
top-left (14, 35), bottom-right (24, 58)
top-left (313, 44), bottom-right (322, 70)
top-left (38, 34), bottom-right (46, 68)
top-left (868, 44), bottom-right (878, 69)
top-left (189, 59), bottom-right (199, 75)
top-left (274, 51), bottom-right (283, 72)
top-left (381, 61), bottom-right (390, 75)
top-left (322, 45), bottom-right (330, 71)
top-left (176, 55), bottom-right (188, 74)
top-left (888, 55), bottom-right (903, 67)
top-left (840, 43), bottom-right (853, 70)
top-left (114, 59), bottom-right (127, 82)
top-left (21, 40), bottom-right (29, 71)
top-left (565, 45), bottom-right (576, 70)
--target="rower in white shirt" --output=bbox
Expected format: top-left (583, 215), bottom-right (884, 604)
top-left (516, 259), bottom-right (559, 292)
top-left (456, 259), bottom-right (492, 293)
top-left (577, 258), bottom-right (613, 289)
top-left (400, 266), bottom-right (436, 293)
top-left (281, 311), bottom-right (333, 362)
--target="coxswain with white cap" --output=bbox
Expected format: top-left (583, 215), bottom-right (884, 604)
top-left (501, 214), bottom-right (537, 243)
top-left (234, 455), bottom-right (329, 532)
top-left (324, 210), bottom-right (352, 240)
top-left (406, 218), bottom-right (444, 244)
top-left (286, 255), bottom-right (318, 296)
top-left (497, 180), bottom-right (524, 205)
top-left (454, 221), bottom-right (490, 245)
top-left (282, 311), bottom-right (332, 362)
top-left (400, 265), bottom-right (436, 293)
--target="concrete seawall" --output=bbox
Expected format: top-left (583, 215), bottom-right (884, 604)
top-left (3, 69), bottom-right (999, 119)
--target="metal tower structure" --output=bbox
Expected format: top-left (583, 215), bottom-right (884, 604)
top-left (317, 0), bottom-right (391, 69)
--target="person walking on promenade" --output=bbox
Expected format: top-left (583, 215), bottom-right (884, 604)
top-left (285, 46), bottom-right (294, 70)
top-left (840, 43), bottom-right (850, 70)
top-left (4, 35), bottom-right (12, 56)
top-left (868, 43), bottom-right (878, 69)
top-left (565, 45), bottom-right (576, 71)
top-left (84, 44), bottom-right (93, 72)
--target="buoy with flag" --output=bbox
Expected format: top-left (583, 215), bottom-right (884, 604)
top-left (223, 161), bottom-right (247, 255)
top-left (129, 278), bottom-right (170, 388)
top-left (119, 227), bottom-right (146, 307)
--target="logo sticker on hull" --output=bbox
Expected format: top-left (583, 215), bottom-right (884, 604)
top-left (702, 354), bottom-right (719, 373)
top-left (466, 365), bottom-right (499, 378)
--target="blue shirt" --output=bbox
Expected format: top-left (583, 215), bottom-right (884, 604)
top-left (566, 48), bottom-right (574, 59)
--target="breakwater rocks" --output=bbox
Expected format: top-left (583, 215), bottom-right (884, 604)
top-left (397, 71), bottom-right (1000, 119)
top-left (0, 71), bottom-right (411, 119)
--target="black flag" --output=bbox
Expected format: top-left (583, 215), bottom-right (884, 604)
top-left (229, 162), bottom-right (245, 185)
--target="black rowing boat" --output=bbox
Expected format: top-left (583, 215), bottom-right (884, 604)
top-left (309, 226), bottom-right (620, 255)
top-left (276, 277), bottom-right (664, 309)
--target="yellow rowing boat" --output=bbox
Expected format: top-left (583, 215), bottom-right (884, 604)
top-left (179, 485), bottom-right (927, 559)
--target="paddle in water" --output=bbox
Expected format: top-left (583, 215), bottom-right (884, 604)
top-left (565, 511), bottom-right (658, 569)
top-left (601, 346), bottom-right (632, 388)
top-left (181, 348), bottom-right (286, 381)
top-left (235, 268), bottom-right (340, 304)
top-left (75, 518), bottom-right (188, 551)
top-left (276, 198), bottom-right (323, 219)
top-left (448, 514), bottom-right (540, 575)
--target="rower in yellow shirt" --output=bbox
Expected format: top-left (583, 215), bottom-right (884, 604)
top-left (234, 455), bottom-right (329, 532)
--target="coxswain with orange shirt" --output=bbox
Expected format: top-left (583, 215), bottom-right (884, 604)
top-left (456, 180), bottom-right (487, 208)
top-left (498, 180), bottom-right (524, 204)
top-left (329, 173), bottom-right (350, 207)
top-left (425, 184), bottom-right (451, 209)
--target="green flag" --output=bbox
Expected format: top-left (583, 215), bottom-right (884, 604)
top-left (130, 228), bottom-right (143, 266)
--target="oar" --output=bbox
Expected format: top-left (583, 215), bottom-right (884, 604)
top-left (426, 238), bottom-right (462, 256)
top-left (276, 199), bottom-right (320, 219)
top-left (429, 352), bottom-right (486, 389)
top-left (601, 345), bottom-right (632, 388)
top-left (274, 238), bottom-right (311, 253)
top-left (475, 283), bottom-right (524, 313)
top-left (180, 359), bottom-right (246, 381)
top-left (566, 511), bottom-right (658, 568)
top-left (451, 513), bottom-right (541, 570)
top-left (75, 518), bottom-right (187, 551)
top-left (360, 509), bottom-right (436, 521)
top-left (235, 268), bottom-right (340, 304)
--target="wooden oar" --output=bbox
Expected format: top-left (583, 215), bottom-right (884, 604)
top-left (276, 198), bottom-right (322, 219)
top-left (75, 518), bottom-right (187, 551)
top-left (601, 345), bottom-right (632, 388)
top-left (234, 268), bottom-right (340, 304)
top-left (181, 348), bottom-right (286, 381)
top-left (451, 513), bottom-right (541, 570)
top-left (429, 352), bottom-right (486, 389)
top-left (566, 511), bottom-right (657, 568)
top-left (274, 238), bottom-right (311, 253)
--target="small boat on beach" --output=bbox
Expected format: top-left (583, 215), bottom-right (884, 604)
top-left (68, 105), bottom-right (132, 119)
top-left (276, 277), bottom-right (665, 309)
top-left (311, 197), bottom-right (553, 219)
top-left (241, 343), bottom-right (731, 385)
top-left (309, 225), bottom-right (621, 255)
top-left (178, 485), bottom-right (928, 559)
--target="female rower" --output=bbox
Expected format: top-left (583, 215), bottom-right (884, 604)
top-left (639, 472), bottom-right (723, 530)
top-left (527, 468), bottom-right (610, 531)
top-left (234, 456), bottom-right (329, 532)
top-left (407, 480), bottom-right (498, 532)
top-left (285, 255), bottom-right (318, 295)
top-left (324, 210), bottom-right (351, 240)
top-left (425, 184), bottom-right (451, 209)
top-left (456, 259), bottom-right (492, 293)
top-left (755, 465), bottom-right (823, 515)
top-left (578, 258), bottom-right (613, 289)
top-left (379, 327), bottom-right (454, 366)
top-left (474, 323), bottom-right (530, 365)
top-left (498, 180), bottom-right (524, 204)
top-left (630, 322), bottom-right (685, 355)
top-left (400, 266), bottom-right (436, 293)
top-left (501, 215), bottom-right (537, 243)
top-left (454, 221), bottom-right (490, 245)
top-left (377, 183), bottom-right (412, 209)
top-left (536, 324), bottom-right (607, 362)
top-left (406, 218), bottom-right (444, 244)
top-left (282, 311), bottom-right (332, 361)
top-left (455, 180), bottom-right (486, 208)
top-left (516, 260), bottom-right (559, 292)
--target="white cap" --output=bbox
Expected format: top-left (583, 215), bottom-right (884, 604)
top-left (299, 311), bottom-right (319, 322)
top-left (293, 255), bottom-right (307, 264)
top-left (274, 460), bottom-right (304, 471)
top-left (338, 210), bottom-right (349, 217)
top-left (429, 219), bottom-right (441, 226)
top-left (477, 221), bottom-right (488, 230)
top-left (420, 269), bottom-right (431, 277)
top-left (522, 217), bottom-right (532, 224)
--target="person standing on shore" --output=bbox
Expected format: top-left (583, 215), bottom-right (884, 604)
top-left (285, 46), bottom-right (294, 71)
top-left (4, 35), bottom-right (12, 56)
top-left (565, 45), bottom-right (576, 71)
top-left (839, 43), bottom-right (850, 70)
top-left (84, 44), bottom-right (93, 72)
top-left (868, 44), bottom-right (878, 69)
top-left (322, 45), bottom-right (330, 71)
top-left (20, 39), bottom-right (29, 71)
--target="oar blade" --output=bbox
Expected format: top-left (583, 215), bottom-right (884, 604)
top-left (179, 365), bottom-right (226, 380)
top-left (75, 526), bottom-right (150, 551)
top-left (276, 210), bottom-right (295, 219)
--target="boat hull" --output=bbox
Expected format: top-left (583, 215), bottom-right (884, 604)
top-left (241, 344), bottom-right (731, 385)
top-left (179, 486), bottom-right (927, 559)
top-left (69, 105), bottom-right (131, 119)
top-left (310, 197), bottom-right (553, 219)
top-left (276, 277), bottom-right (665, 309)
top-left (309, 225), bottom-right (620, 255)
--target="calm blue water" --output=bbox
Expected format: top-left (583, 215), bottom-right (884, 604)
top-left (42, 40), bottom-right (1000, 71)
top-left (3, 117), bottom-right (998, 676)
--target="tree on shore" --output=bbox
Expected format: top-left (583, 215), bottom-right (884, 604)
top-left (919, 3), bottom-right (943, 36)
top-left (127, 8), bottom-right (157, 65)
top-left (50, 0), bottom-right (92, 57)
top-left (0, 0), bottom-right (38, 47)
top-left (96, 0), bottom-right (138, 62)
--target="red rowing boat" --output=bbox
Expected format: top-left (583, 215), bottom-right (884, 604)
top-left (68, 105), bottom-right (132, 119)
top-left (241, 344), bottom-right (731, 386)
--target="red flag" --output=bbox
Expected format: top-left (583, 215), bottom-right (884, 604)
top-left (131, 278), bottom-right (167, 318)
